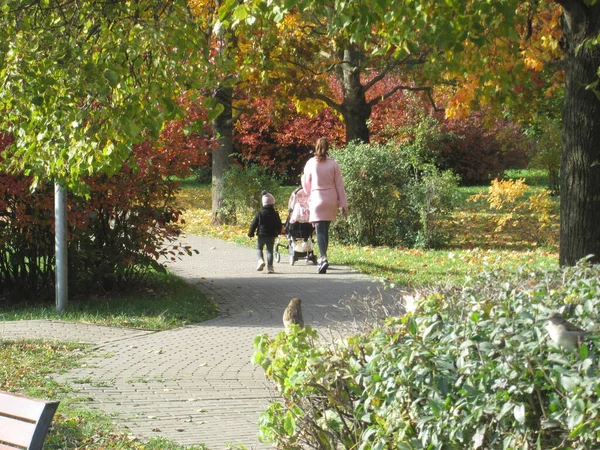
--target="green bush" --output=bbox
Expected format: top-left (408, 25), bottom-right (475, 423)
top-left (525, 117), bottom-right (561, 194)
top-left (254, 259), bottom-right (600, 449)
top-left (332, 142), bottom-right (459, 248)
top-left (405, 168), bottom-right (460, 248)
top-left (221, 164), bottom-right (281, 225)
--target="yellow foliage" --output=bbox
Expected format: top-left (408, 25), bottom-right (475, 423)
top-left (187, 0), bottom-right (216, 17)
top-left (469, 178), bottom-right (557, 245)
top-left (522, 53), bottom-right (544, 72)
top-left (293, 97), bottom-right (326, 117)
top-left (276, 11), bottom-right (312, 41)
top-left (487, 178), bottom-right (528, 209)
top-left (529, 191), bottom-right (554, 230)
top-left (446, 91), bottom-right (473, 119)
top-left (445, 76), bottom-right (479, 119)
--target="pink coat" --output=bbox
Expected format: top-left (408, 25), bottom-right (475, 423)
top-left (301, 156), bottom-right (347, 222)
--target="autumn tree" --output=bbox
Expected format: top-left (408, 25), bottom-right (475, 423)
top-left (250, 7), bottom-right (443, 144)
top-left (0, 0), bottom-right (210, 309)
top-left (257, 0), bottom-right (600, 265)
top-left (0, 0), bottom-right (208, 189)
top-left (553, 0), bottom-right (600, 265)
top-left (188, 0), bottom-right (276, 224)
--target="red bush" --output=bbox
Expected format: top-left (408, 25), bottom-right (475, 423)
top-left (0, 123), bottom-right (206, 303)
top-left (439, 112), bottom-right (529, 184)
top-left (231, 77), bottom-right (528, 185)
top-left (234, 97), bottom-right (344, 182)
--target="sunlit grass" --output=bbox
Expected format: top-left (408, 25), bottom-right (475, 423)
top-left (175, 172), bottom-right (559, 288)
top-left (1, 270), bottom-right (219, 330)
top-left (328, 245), bottom-right (557, 288)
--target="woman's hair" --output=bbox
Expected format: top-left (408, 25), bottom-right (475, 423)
top-left (314, 138), bottom-right (329, 162)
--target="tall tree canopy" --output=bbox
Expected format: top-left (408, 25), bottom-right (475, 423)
top-left (3, 0), bottom-right (600, 267)
top-left (188, 0), bottom-right (280, 224)
top-left (0, 0), bottom-right (210, 191)
top-left (249, 5), bottom-right (443, 144)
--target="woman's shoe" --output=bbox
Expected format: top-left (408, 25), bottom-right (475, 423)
top-left (318, 258), bottom-right (329, 274)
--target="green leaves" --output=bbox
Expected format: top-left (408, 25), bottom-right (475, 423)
top-left (103, 69), bottom-right (120, 88)
top-left (0, 0), bottom-right (211, 190)
top-left (254, 260), bottom-right (600, 449)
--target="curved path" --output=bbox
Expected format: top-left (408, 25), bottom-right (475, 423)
top-left (0, 235), bottom-right (403, 449)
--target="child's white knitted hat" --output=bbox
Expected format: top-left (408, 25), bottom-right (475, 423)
top-left (262, 190), bottom-right (275, 206)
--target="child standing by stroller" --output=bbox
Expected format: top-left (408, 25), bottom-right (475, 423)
top-left (248, 190), bottom-right (283, 274)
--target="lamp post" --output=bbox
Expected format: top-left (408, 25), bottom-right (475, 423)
top-left (54, 182), bottom-right (68, 313)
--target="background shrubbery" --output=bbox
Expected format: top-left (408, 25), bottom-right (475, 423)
top-left (220, 140), bottom-right (460, 249)
top-left (229, 92), bottom-right (533, 188)
top-left (254, 260), bottom-right (600, 449)
top-left (332, 141), bottom-right (460, 248)
top-left (220, 162), bottom-right (282, 225)
top-left (0, 140), bottom-right (199, 304)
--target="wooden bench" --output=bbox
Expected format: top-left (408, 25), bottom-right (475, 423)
top-left (0, 391), bottom-right (59, 450)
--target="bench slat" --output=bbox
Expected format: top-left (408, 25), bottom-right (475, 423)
top-left (0, 393), bottom-right (47, 422)
top-left (0, 391), bottom-right (59, 450)
top-left (0, 444), bottom-right (24, 450)
top-left (0, 445), bottom-right (26, 450)
top-left (0, 414), bottom-right (36, 448)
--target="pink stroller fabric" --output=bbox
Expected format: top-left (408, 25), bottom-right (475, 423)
top-left (288, 187), bottom-right (310, 223)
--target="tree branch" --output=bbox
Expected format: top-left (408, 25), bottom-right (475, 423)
top-left (363, 52), bottom-right (428, 92)
top-left (367, 84), bottom-right (443, 113)
top-left (307, 92), bottom-right (342, 112)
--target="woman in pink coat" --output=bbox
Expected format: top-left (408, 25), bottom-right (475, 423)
top-left (302, 138), bottom-right (348, 274)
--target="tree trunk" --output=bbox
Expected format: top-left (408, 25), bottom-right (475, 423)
top-left (559, 1), bottom-right (600, 265)
top-left (336, 44), bottom-right (371, 144)
top-left (211, 86), bottom-right (234, 224)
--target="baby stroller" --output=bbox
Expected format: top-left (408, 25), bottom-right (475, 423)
top-left (275, 187), bottom-right (318, 265)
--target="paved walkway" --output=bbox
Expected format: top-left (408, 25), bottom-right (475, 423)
top-left (0, 235), bottom-right (403, 449)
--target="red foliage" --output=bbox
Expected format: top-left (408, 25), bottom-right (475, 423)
top-left (227, 72), bottom-right (529, 184)
top-left (0, 129), bottom-right (201, 302)
top-left (233, 97), bottom-right (344, 181)
top-left (439, 112), bottom-right (529, 184)
top-left (158, 96), bottom-right (215, 173)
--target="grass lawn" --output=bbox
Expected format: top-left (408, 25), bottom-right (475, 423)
top-left (1, 270), bottom-right (219, 330)
top-left (176, 171), bottom-right (560, 288)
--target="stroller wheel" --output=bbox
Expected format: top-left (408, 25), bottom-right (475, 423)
top-left (289, 250), bottom-right (295, 265)
top-left (275, 251), bottom-right (280, 263)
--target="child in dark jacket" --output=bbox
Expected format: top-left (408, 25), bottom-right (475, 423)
top-left (248, 190), bottom-right (283, 274)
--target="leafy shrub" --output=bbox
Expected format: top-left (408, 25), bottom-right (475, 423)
top-left (234, 97), bottom-right (345, 183)
top-left (331, 142), bottom-right (410, 246)
top-left (405, 168), bottom-right (461, 248)
top-left (0, 173), bottom-right (55, 301)
top-left (332, 142), bottom-right (459, 248)
top-left (470, 178), bottom-right (558, 246)
top-left (0, 138), bottom-right (199, 303)
top-left (439, 111), bottom-right (530, 185)
top-left (254, 259), bottom-right (600, 449)
top-left (525, 117), bottom-right (561, 194)
top-left (221, 163), bottom-right (281, 225)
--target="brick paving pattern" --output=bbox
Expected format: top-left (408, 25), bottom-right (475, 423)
top-left (0, 235), bottom-right (402, 449)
